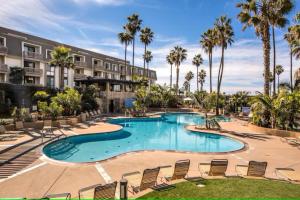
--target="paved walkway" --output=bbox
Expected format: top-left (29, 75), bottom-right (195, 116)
top-left (0, 120), bottom-right (299, 198)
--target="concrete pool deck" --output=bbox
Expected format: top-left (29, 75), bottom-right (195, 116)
top-left (0, 119), bottom-right (300, 198)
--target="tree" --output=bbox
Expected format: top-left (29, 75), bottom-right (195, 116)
top-left (125, 13), bottom-right (142, 78)
top-left (194, 91), bottom-right (214, 128)
top-left (118, 31), bottom-right (133, 80)
top-left (275, 65), bottom-right (284, 93)
top-left (192, 54), bottom-right (204, 91)
top-left (143, 50), bottom-right (153, 78)
top-left (184, 71), bottom-right (194, 94)
top-left (140, 27), bottom-right (154, 78)
top-left (171, 46), bottom-right (188, 95)
top-left (9, 67), bottom-right (24, 84)
top-left (198, 69), bottom-right (206, 91)
top-left (50, 46), bottom-right (74, 89)
top-left (237, 0), bottom-right (272, 96)
top-left (214, 16), bottom-right (234, 115)
top-left (200, 29), bottom-right (217, 93)
top-left (81, 85), bottom-right (99, 111)
top-left (269, 0), bottom-right (293, 96)
top-left (166, 52), bottom-right (175, 88)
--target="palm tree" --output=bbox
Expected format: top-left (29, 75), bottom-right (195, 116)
top-left (200, 29), bottom-right (216, 93)
top-left (118, 31), bottom-right (133, 79)
top-left (268, 0), bottom-right (293, 96)
top-left (237, 0), bottom-right (272, 96)
top-left (125, 14), bottom-right (142, 79)
top-left (185, 71), bottom-right (194, 93)
top-left (140, 27), bottom-right (154, 78)
top-left (143, 50), bottom-right (153, 78)
top-left (50, 46), bottom-right (74, 89)
top-left (171, 46), bottom-right (188, 95)
top-left (214, 16), bottom-right (234, 115)
top-left (192, 54), bottom-right (204, 91)
top-left (166, 52), bottom-right (175, 88)
top-left (198, 69), bottom-right (206, 91)
top-left (275, 65), bottom-right (284, 93)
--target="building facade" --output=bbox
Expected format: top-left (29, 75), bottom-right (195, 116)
top-left (0, 27), bottom-right (157, 113)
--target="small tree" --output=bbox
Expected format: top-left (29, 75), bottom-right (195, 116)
top-left (81, 85), bottom-right (99, 111)
top-left (9, 67), bottom-right (24, 84)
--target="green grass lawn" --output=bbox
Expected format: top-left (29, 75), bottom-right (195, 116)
top-left (139, 178), bottom-right (300, 199)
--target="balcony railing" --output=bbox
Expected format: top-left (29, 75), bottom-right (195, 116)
top-left (0, 64), bottom-right (8, 73)
top-left (94, 64), bottom-right (105, 71)
top-left (0, 45), bottom-right (8, 55)
top-left (23, 51), bottom-right (43, 60)
top-left (24, 67), bottom-right (43, 77)
top-left (74, 61), bottom-right (87, 68)
top-left (74, 73), bottom-right (87, 80)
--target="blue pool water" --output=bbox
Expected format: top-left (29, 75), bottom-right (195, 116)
top-left (43, 113), bottom-right (244, 163)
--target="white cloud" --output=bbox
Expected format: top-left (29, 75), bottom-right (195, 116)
top-left (71, 0), bottom-right (132, 6)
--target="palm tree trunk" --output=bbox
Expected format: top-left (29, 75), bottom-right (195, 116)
top-left (143, 44), bottom-right (146, 78)
top-left (125, 43), bottom-right (127, 79)
top-left (216, 45), bottom-right (225, 116)
top-left (170, 64), bottom-right (173, 88)
top-left (272, 26), bottom-right (276, 96)
top-left (196, 66), bottom-right (199, 91)
top-left (277, 75), bottom-right (280, 93)
top-left (60, 66), bottom-right (64, 89)
top-left (209, 50), bottom-right (212, 93)
top-left (201, 82), bottom-right (203, 91)
top-left (176, 65), bottom-right (179, 95)
top-left (262, 24), bottom-right (271, 96)
top-left (290, 47), bottom-right (293, 92)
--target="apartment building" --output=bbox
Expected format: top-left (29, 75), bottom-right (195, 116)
top-left (0, 26), bottom-right (157, 113)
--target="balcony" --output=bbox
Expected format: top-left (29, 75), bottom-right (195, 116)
top-left (0, 64), bottom-right (8, 73)
top-left (23, 51), bottom-right (43, 61)
top-left (0, 45), bottom-right (8, 55)
top-left (74, 61), bottom-right (87, 68)
top-left (94, 64), bottom-right (105, 71)
top-left (24, 67), bottom-right (43, 77)
top-left (74, 73), bottom-right (87, 80)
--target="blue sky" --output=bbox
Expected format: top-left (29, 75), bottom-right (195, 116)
top-left (0, 0), bottom-right (299, 93)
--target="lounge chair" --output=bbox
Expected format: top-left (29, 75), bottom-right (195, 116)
top-left (89, 111), bottom-right (101, 122)
top-left (58, 119), bottom-right (72, 130)
top-left (236, 161), bottom-right (267, 179)
top-left (43, 120), bottom-right (55, 137)
top-left (0, 125), bottom-right (23, 141)
top-left (159, 159), bottom-right (190, 182)
top-left (198, 159), bottom-right (228, 178)
top-left (15, 121), bottom-right (34, 132)
top-left (275, 168), bottom-right (300, 183)
top-left (281, 136), bottom-right (300, 143)
top-left (122, 167), bottom-right (160, 194)
top-left (78, 181), bottom-right (117, 199)
top-left (82, 112), bottom-right (96, 125)
top-left (43, 193), bottom-right (71, 199)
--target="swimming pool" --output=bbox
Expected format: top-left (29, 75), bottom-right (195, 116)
top-left (43, 113), bottom-right (244, 163)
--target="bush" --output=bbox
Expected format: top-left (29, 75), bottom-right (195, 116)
top-left (37, 101), bottom-right (63, 120)
top-left (52, 87), bottom-right (81, 116)
top-left (81, 85), bottom-right (99, 111)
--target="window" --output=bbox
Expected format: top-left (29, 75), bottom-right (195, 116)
top-left (105, 62), bottom-right (110, 70)
top-left (46, 50), bottom-right (52, 59)
top-left (112, 64), bottom-right (118, 71)
top-left (46, 65), bottom-right (55, 88)
top-left (25, 76), bottom-right (35, 84)
top-left (75, 56), bottom-right (81, 62)
top-left (24, 45), bottom-right (36, 52)
top-left (24, 61), bottom-right (35, 68)
top-left (111, 74), bottom-right (115, 79)
top-left (0, 37), bottom-right (5, 46)
top-left (0, 74), bottom-right (5, 82)
top-left (113, 85), bottom-right (121, 92)
top-left (64, 68), bottom-right (68, 86)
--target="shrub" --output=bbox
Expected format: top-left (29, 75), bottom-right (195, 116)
top-left (81, 85), bottom-right (99, 111)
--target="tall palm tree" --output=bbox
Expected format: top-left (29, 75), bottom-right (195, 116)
top-left (275, 65), bottom-right (284, 93)
top-left (50, 46), bottom-right (74, 89)
top-left (140, 27), bottom-right (154, 78)
top-left (118, 31), bottom-right (133, 80)
top-left (143, 50), bottom-right (153, 78)
top-left (166, 52), bottom-right (175, 88)
top-left (269, 0), bottom-right (293, 96)
top-left (214, 16), bottom-right (234, 115)
top-left (237, 0), bottom-right (273, 96)
top-left (184, 71), bottom-right (194, 93)
top-left (125, 14), bottom-right (142, 79)
top-left (192, 54), bottom-right (204, 91)
top-left (200, 29), bottom-right (216, 93)
top-left (171, 46), bottom-right (188, 95)
top-left (198, 69), bottom-right (207, 91)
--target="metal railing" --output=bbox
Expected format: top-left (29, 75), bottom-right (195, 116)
top-left (74, 73), bottom-right (87, 79)
top-left (23, 51), bottom-right (43, 60)
top-left (74, 61), bottom-right (87, 67)
top-left (0, 45), bottom-right (8, 55)
top-left (24, 67), bottom-right (43, 76)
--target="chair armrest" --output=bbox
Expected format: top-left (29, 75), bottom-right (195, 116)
top-left (44, 192), bottom-right (71, 199)
top-left (122, 171), bottom-right (140, 179)
top-left (79, 183), bottom-right (102, 194)
top-left (159, 165), bottom-right (172, 169)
